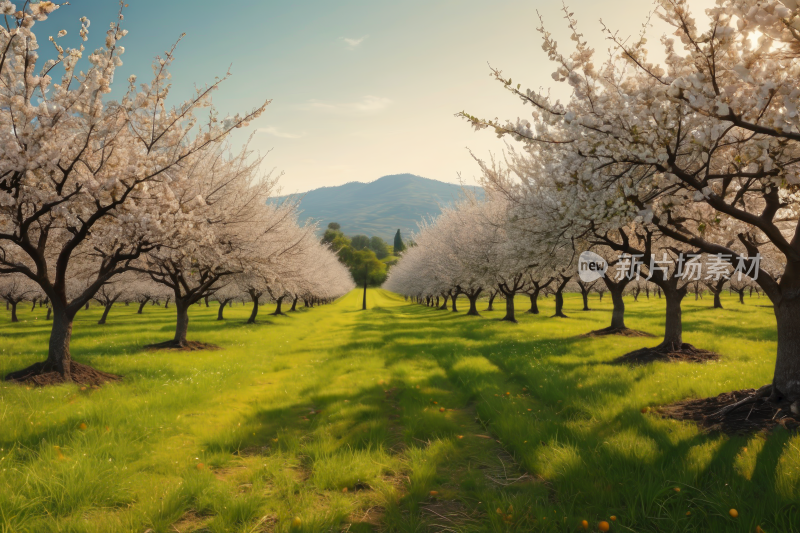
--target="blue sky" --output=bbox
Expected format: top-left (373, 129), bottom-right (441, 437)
top-left (34, 0), bottom-right (714, 193)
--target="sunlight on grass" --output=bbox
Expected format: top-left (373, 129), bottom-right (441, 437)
top-left (1, 290), bottom-right (797, 532)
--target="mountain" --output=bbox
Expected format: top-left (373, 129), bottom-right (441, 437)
top-left (274, 174), bottom-right (483, 241)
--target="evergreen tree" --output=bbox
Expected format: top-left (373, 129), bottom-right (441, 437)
top-left (393, 229), bottom-right (406, 254)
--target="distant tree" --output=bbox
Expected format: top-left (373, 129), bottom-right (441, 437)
top-left (327, 222), bottom-right (341, 231)
top-left (351, 235), bottom-right (370, 251)
top-left (393, 230), bottom-right (406, 254)
top-left (338, 247), bottom-right (386, 286)
top-left (369, 236), bottom-right (390, 259)
top-left (322, 228), bottom-right (351, 252)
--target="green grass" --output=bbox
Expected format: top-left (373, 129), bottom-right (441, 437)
top-left (0, 290), bottom-right (797, 532)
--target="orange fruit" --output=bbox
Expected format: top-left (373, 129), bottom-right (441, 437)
top-left (599, 521), bottom-right (610, 532)
top-left (196, 463), bottom-right (204, 470)
top-left (581, 520), bottom-right (589, 529)
top-left (674, 487), bottom-right (681, 492)
top-left (729, 509), bottom-right (738, 518)
top-left (429, 490), bottom-right (438, 497)
top-left (457, 435), bottom-right (463, 439)
top-left (439, 407), bottom-right (445, 412)
top-left (505, 392), bottom-right (511, 396)
top-left (756, 526), bottom-right (765, 533)
top-left (610, 515), bottom-right (616, 521)
top-left (291, 516), bottom-right (302, 528)
top-left (686, 511), bottom-right (691, 516)
top-left (78, 423), bottom-right (87, 431)
top-left (341, 487), bottom-right (348, 493)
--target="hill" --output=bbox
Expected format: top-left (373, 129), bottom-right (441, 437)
top-left (274, 174), bottom-right (482, 241)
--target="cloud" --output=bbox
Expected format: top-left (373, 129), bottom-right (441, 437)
top-left (256, 126), bottom-right (303, 139)
top-left (342, 35), bottom-right (367, 49)
top-left (302, 95), bottom-right (392, 113)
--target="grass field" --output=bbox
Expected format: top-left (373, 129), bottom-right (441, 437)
top-left (0, 290), bottom-right (798, 533)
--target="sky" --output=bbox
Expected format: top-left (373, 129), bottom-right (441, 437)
top-left (33, 0), bottom-right (715, 194)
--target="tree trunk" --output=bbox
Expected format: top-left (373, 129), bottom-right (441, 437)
top-left (439, 294), bottom-right (449, 310)
top-left (609, 286), bottom-right (626, 329)
top-left (247, 291), bottom-right (260, 324)
top-left (554, 291), bottom-right (567, 317)
top-left (173, 299), bottom-right (190, 347)
top-left (217, 299), bottom-right (232, 321)
top-left (98, 303), bottom-right (114, 325)
top-left (739, 291), bottom-right (745, 304)
top-left (46, 306), bottom-right (52, 320)
top-left (46, 304), bottom-right (74, 380)
top-left (271, 296), bottom-right (285, 316)
top-left (31, 299), bottom-right (37, 312)
top-left (290, 297), bottom-right (298, 312)
top-left (137, 298), bottom-right (149, 314)
top-left (659, 288), bottom-right (685, 351)
top-left (501, 291), bottom-right (516, 322)
top-left (772, 294), bottom-right (800, 402)
top-left (528, 290), bottom-right (540, 314)
top-left (451, 293), bottom-right (458, 312)
top-left (10, 301), bottom-right (18, 323)
top-left (486, 292), bottom-right (496, 311)
top-left (203, 295), bottom-right (209, 307)
top-left (581, 290), bottom-right (590, 311)
top-left (713, 291), bottom-right (723, 309)
top-left (362, 266), bottom-right (368, 311)
top-left (85, 302), bottom-right (90, 310)
top-left (465, 290), bottom-right (482, 316)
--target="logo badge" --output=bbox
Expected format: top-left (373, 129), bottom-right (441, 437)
top-left (578, 251), bottom-right (607, 282)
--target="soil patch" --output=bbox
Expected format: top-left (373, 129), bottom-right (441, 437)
top-left (612, 343), bottom-right (720, 365)
top-left (144, 340), bottom-right (220, 351)
top-left (581, 327), bottom-right (655, 338)
top-left (5, 361), bottom-right (121, 387)
top-left (658, 388), bottom-right (800, 435)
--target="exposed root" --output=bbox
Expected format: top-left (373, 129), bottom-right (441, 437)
top-left (144, 340), bottom-right (219, 351)
top-left (658, 386), bottom-right (800, 435)
top-left (4, 361), bottom-right (121, 387)
top-left (581, 327), bottom-right (655, 338)
top-left (612, 343), bottom-right (720, 365)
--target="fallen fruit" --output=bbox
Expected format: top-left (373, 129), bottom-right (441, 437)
top-left (610, 515), bottom-right (616, 521)
top-left (439, 407), bottom-right (445, 412)
top-left (756, 526), bottom-right (765, 533)
top-left (686, 511), bottom-right (691, 516)
top-left (291, 516), bottom-right (302, 528)
top-left (505, 392), bottom-right (511, 396)
top-left (341, 487), bottom-right (348, 493)
top-left (729, 509), bottom-right (738, 518)
top-left (581, 520), bottom-right (589, 529)
top-left (78, 423), bottom-right (87, 431)
top-left (599, 521), bottom-right (610, 532)
top-left (674, 487), bottom-right (681, 492)
top-left (196, 463), bottom-right (204, 470)
top-left (429, 490), bottom-right (438, 497)
top-left (457, 435), bottom-right (463, 439)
